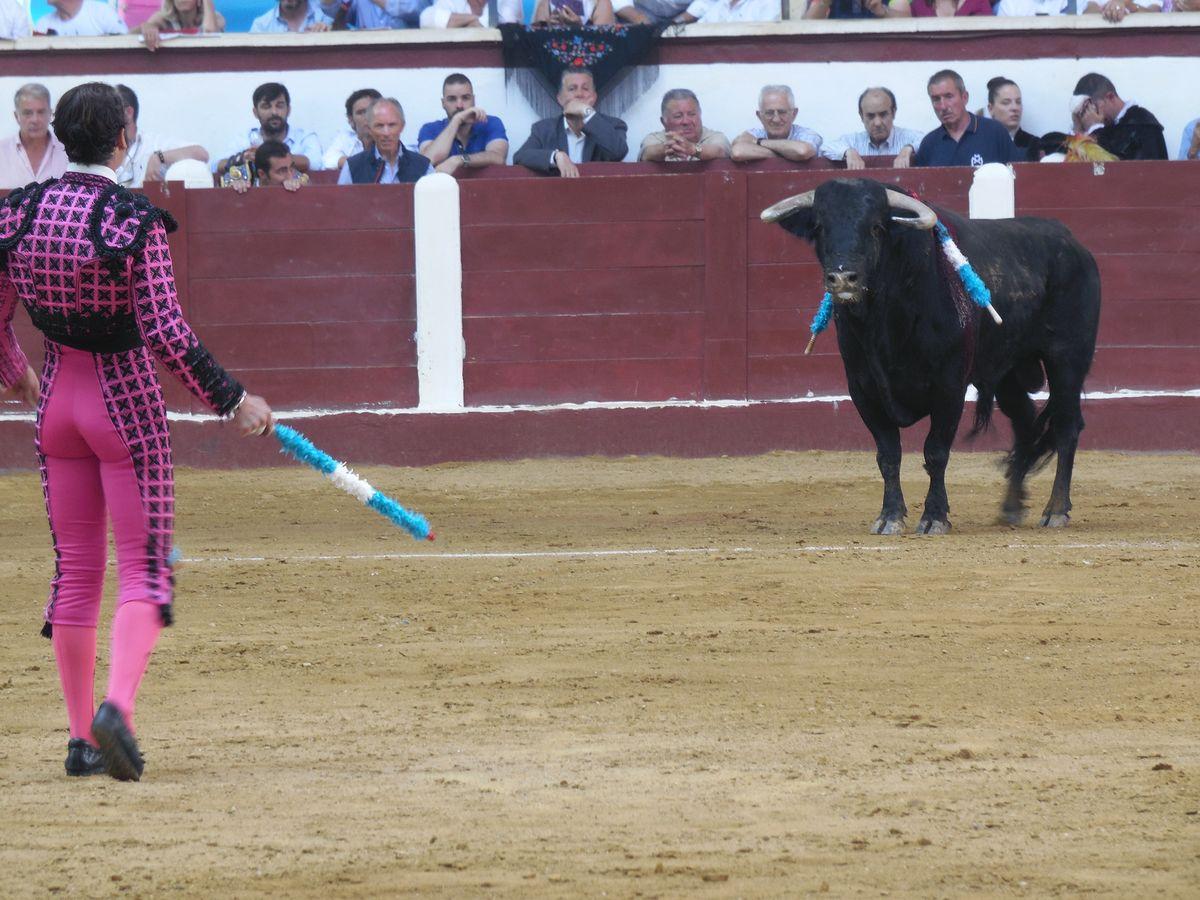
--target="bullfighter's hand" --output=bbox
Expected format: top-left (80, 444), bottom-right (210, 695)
top-left (2, 365), bottom-right (39, 408)
top-left (234, 394), bottom-right (274, 437)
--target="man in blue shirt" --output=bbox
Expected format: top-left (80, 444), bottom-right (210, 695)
top-left (914, 70), bottom-right (1021, 168)
top-left (249, 0), bottom-right (332, 32)
top-left (417, 74), bottom-right (509, 175)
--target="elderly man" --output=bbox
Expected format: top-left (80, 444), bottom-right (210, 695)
top-left (914, 69), bottom-right (1020, 168)
top-left (513, 69), bottom-right (628, 177)
top-left (216, 82), bottom-right (323, 175)
top-left (249, 0), bottom-right (331, 31)
top-left (113, 84), bottom-right (209, 188)
top-left (731, 85), bottom-right (821, 163)
top-left (639, 89), bottom-right (731, 163)
top-left (820, 87), bottom-right (925, 169)
top-left (417, 74), bottom-right (509, 175)
top-left (323, 88), bottom-right (381, 171)
top-left (0, 84), bottom-right (67, 188)
top-left (338, 98), bottom-right (434, 184)
top-left (34, 0), bottom-right (125, 33)
top-left (1071, 73), bottom-right (1167, 161)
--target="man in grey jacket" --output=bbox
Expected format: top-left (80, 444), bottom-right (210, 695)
top-left (513, 68), bottom-right (628, 177)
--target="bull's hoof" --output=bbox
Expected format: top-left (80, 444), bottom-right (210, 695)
top-left (915, 518), bottom-right (951, 535)
top-left (999, 506), bottom-right (1026, 527)
top-left (1039, 513), bottom-right (1070, 528)
top-left (870, 517), bottom-right (905, 536)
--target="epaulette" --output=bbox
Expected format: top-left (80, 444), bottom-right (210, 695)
top-left (90, 184), bottom-right (178, 268)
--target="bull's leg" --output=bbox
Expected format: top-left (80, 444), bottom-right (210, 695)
top-left (1039, 362), bottom-right (1086, 528)
top-left (916, 402), bottom-right (962, 535)
top-left (869, 424), bottom-right (906, 535)
top-left (994, 373), bottom-right (1039, 525)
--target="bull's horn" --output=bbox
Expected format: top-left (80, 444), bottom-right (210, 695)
top-left (885, 190), bottom-right (938, 230)
top-left (761, 190), bottom-right (815, 223)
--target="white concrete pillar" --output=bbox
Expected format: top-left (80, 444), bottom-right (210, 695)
top-left (414, 172), bottom-right (465, 410)
top-left (969, 163), bottom-right (1016, 220)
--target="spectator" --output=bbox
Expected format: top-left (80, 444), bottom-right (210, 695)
top-left (419, 0), bottom-right (521, 25)
top-left (323, 88), bottom-right (380, 171)
top-left (417, 74), bottom-right (509, 175)
top-left (226, 141), bottom-right (308, 193)
top-left (1070, 73), bottom-right (1168, 161)
top-left (141, 0), bottom-right (225, 51)
top-left (0, 0), bottom-right (32, 38)
top-left (34, 0), bottom-right (127, 34)
top-left (820, 86), bottom-right (925, 169)
top-left (513, 68), bottom-right (628, 177)
top-left (113, 84), bottom-right (209, 187)
top-left (731, 85), bottom-right (821, 163)
top-left (802, 0), bottom-right (902, 18)
top-left (1080, 0), bottom-right (1161, 21)
top-left (621, 0), bottom-right (688, 21)
top-left (249, 0), bottom-right (331, 32)
top-left (338, 98), bottom-right (433, 184)
top-left (914, 69), bottom-right (1020, 168)
top-left (216, 82), bottom-right (323, 175)
top-left (994, 0), bottom-right (1070, 14)
top-left (334, 0), bottom-right (429, 29)
top-left (639, 88), bottom-right (730, 163)
top-left (895, 0), bottom-right (992, 15)
top-left (0, 84), bottom-right (67, 188)
top-left (1179, 117), bottom-right (1199, 161)
top-left (1168, 0), bottom-right (1199, 9)
top-left (985, 77), bottom-right (1037, 161)
top-left (684, 0), bottom-right (780, 20)
top-left (531, 0), bottom-right (616, 25)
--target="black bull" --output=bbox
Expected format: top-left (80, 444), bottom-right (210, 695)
top-left (763, 178), bottom-right (1101, 534)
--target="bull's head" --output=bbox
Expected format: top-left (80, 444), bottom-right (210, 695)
top-left (761, 178), bottom-right (937, 306)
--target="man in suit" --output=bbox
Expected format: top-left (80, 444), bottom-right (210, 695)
top-left (513, 68), bottom-right (628, 177)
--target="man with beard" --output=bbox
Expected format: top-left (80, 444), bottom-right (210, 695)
top-left (820, 87), bottom-right (925, 170)
top-left (638, 88), bottom-right (730, 163)
top-left (417, 74), bottom-right (509, 175)
top-left (338, 98), bottom-right (433, 184)
top-left (216, 82), bottom-right (323, 177)
top-left (1070, 73), bottom-right (1168, 161)
top-left (914, 69), bottom-right (1020, 168)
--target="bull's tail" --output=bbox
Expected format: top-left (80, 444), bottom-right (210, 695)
top-left (967, 388), bottom-right (995, 439)
top-left (1020, 398), bottom-right (1060, 475)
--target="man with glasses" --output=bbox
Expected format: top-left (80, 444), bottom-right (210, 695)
top-left (730, 85), bottom-right (822, 163)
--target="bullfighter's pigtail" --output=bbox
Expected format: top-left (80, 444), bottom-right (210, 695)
top-left (935, 223), bottom-right (1003, 325)
top-left (274, 424), bottom-right (435, 541)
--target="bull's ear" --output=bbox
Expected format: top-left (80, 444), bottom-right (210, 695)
top-left (770, 208), bottom-right (816, 241)
top-left (761, 190), bottom-right (817, 241)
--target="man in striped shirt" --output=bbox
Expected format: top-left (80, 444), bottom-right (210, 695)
top-left (820, 87), bottom-right (926, 169)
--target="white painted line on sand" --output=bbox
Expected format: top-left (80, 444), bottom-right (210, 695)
top-left (177, 539), bottom-right (1194, 565)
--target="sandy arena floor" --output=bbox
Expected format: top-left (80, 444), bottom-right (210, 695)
top-left (0, 450), bottom-right (1197, 898)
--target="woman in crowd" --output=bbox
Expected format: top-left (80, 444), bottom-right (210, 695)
top-left (0, 83), bottom-right (270, 781)
top-left (987, 76), bottom-right (1039, 160)
top-left (140, 0), bottom-right (225, 50)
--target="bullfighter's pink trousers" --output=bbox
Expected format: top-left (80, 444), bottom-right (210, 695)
top-left (39, 345), bottom-right (168, 740)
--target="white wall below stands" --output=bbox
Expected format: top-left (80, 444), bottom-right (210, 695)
top-left (0, 26), bottom-right (1196, 165)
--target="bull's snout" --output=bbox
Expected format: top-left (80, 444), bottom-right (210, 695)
top-left (825, 270), bottom-right (862, 300)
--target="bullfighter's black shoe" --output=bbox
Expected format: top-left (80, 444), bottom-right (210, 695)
top-left (64, 738), bottom-right (105, 777)
top-left (91, 702), bottom-right (145, 782)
